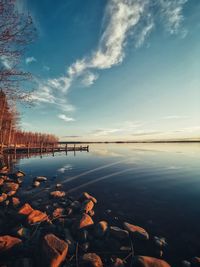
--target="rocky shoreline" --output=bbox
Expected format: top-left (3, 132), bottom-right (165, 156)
top-left (0, 166), bottom-right (199, 267)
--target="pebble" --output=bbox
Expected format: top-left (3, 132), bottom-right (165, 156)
top-left (82, 253), bottom-right (103, 267)
top-left (123, 222), bottom-right (149, 240)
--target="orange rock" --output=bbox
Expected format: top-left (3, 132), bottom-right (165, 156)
top-left (53, 208), bottom-right (64, 218)
top-left (2, 182), bottom-right (19, 193)
top-left (27, 210), bottom-right (48, 224)
top-left (43, 234), bottom-right (68, 267)
top-left (18, 203), bottom-right (34, 216)
top-left (82, 200), bottom-right (94, 213)
top-left (0, 193), bottom-right (7, 203)
top-left (12, 197), bottom-right (20, 207)
top-left (7, 190), bottom-right (16, 197)
top-left (50, 191), bottom-right (66, 198)
top-left (134, 256), bottom-right (171, 267)
top-left (0, 235), bottom-right (22, 252)
top-left (0, 178), bottom-right (4, 185)
top-left (79, 192), bottom-right (97, 204)
top-left (112, 258), bottom-right (125, 267)
top-left (82, 253), bottom-right (103, 267)
top-left (79, 213), bottom-right (94, 229)
top-left (123, 222), bottom-right (149, 240)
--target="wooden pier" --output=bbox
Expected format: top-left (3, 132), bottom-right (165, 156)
top-left (2, 144), bottom-right (89, 154)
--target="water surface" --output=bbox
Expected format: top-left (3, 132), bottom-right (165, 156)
top-left (4, 143), bottom-right (200, 264)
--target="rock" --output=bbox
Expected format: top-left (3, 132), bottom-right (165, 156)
top-left (79, 192), bottom-right (97, 204)
top-left (78, 213), bottom-right (94, 229)
top-left (7, 190), bottom-right (16, 197)
top-left (27, 209), bottom-right (48, 224)
top-left (133, 256), bottom-right (171, 267)
top-left (82, 242), bottom-right (90, 252)
top-left (71, 200), bottom-right (81, 210)
top-left (0, 235), bottom-right (22, 252)
top-left (0, 178), bottom-right (4, 185)
top-left (182, 261), bottom-right (191, 267)
top-left (123, 222), bottom-right (149, 240)
top-left (110, 226), bottom-right (129, 240)
top-left (14, 227), bottom-right (30, 239)
top-left (95, 221), bottom-right (108, 237)
top-left (191, 257), bottom-right (200, 266)
top-left (153, 236), bottom-right (167, 248)
top-left (43, 234), bottom-right (68, 267)
top-left (82, 253), bottom-right (103, 267)
top-left (12, 197), bottom-right (20, 207)
top-left (111, 258), bottom-right (125, 267)
top-left (33, 181), bottom-right (40, 187)
top-left (14, 170), bottom-right (25, 177)
top-left (56, 183), bottom-right (62, 189)
top-left (0, 193), bottom-right (7, 203)
top-left (53, 208), bottom-right (64, 218)
top-left (88, 210), bottom-right (95, 217)
top-left (2, 182), bottom-right (19, 193)
top-left (0, 166), bottom-right (9, 174)
top-left (35, 176), bottom-right (47, 182)
top-left (82, 200), bottom-right (94, 213)
top-left (50, 191), bottom-right (66, 198)
top-left (18, 203), bottom-right (34, 216)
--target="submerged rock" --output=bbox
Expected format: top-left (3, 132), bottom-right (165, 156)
top-left (0, 178), bottom-right (4, 185)
top-left (95, 221), bottom-right (108, 237)
top-left (110, 226), bottom-right (129, 240)
top-left (123, 222), bottom-right (149, 240)
top-left (33, 181), bottom-right (40, 187)
top-left (111, 258), bottom-right (125, 267)
top-left (82, 253), bottom-right (103, 267)
top-left (82, 200), bottom-right (94, 213)
top-left (0, 235), bottom-right (22, 253)
top-left (133, 256), bottom-right (171, 267)
top-left (2, 182), bottom-right (19, 193)
top-left (11, 197), bottom-right (20, 207)
top-left (78, 213), bottom-right (94, 229)
top-left (43, 233), bottom-right (68, 267)
top-left (50, 191), bottom-right (66, 198)
top-left (27, 209), bottom-right (48, 225)
top-left (52, 208), bottom-right (64, 218)
top-left (14, 170), bottom-right (25, 177)
top-left (79, 192), bottom-right (97, 204)
top-left (18, 203), bottom-right (34, 216)
top-left (0, 193), bottom-right (7, 203)
top-left (0, 166), bottom-right (9, 174)
top-left (35, 176), bottom-right (47, 182)
top-left (7, 190), bottom-right (16, 197)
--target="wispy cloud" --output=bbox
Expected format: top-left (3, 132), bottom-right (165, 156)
top-left (58, 114), bottom-right (75, 122)
top-left (26, 56), bottom-right (37, 64)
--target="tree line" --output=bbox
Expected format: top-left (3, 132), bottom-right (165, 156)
top-left (0, 0), bottom-right (58, 150)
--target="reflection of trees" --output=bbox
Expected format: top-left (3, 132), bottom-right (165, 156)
top-left (0, 151), bottom-right (57, 171)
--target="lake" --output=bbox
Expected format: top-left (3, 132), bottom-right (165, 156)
top-left (2, 143), bottom-right (200, 265)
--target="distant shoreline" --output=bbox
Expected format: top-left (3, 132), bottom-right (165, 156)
top-left (59, 140), bottom-right (200, 144)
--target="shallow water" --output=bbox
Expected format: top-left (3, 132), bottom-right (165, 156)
top-left (3, 143), bottom-right (200, 264)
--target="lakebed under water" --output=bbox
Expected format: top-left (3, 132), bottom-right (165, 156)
top-left (2, 143), bottom-right (200, 265)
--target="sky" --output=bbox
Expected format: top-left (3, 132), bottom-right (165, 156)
top-left (16, 0), bottom-right (200, 141)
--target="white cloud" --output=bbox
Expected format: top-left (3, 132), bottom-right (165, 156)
top-left (58, 114), bottom-right (75, 122)
top-left (26, 57), bottom-right (37, 64)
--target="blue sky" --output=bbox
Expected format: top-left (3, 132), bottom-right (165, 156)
top-left (17, 0), bottom-right (200, 141)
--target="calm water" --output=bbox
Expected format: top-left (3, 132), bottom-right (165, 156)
top-left (4, 143), bottom-right (200, 264)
